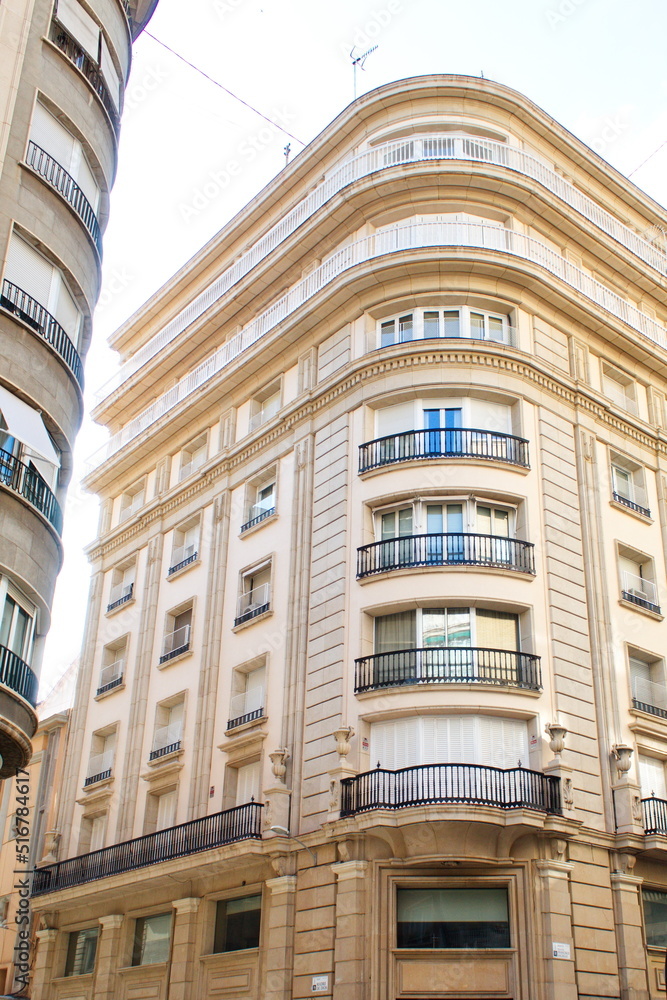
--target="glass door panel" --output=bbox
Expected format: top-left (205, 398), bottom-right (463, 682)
top-left (423, 311), bottom-right (440, 339)
top-left (443, 311), bottom-right (460, 338)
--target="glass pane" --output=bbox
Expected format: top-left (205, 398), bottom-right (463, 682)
top-left (612, 466), bottom-right (631, 497)
top-left (446, 504), bottom-right (464, 532)
top-left (375, 612), bottom-right (416, 652)
top-left (421, 610), bottom-right (446, 647)
top-left (65, 927), bottom-right (99, 976)
top-left (399, 315), bottom-right (414, 342)
top-left (443, 311), bottom-right (460, 338)
top-left (494, 509), bottom-right (509, 536)
top-left (381, 512), bottom-right (396, 540)
top-left (488, 316), bottom-right (505, 342)
top-left (470, 312), bottom-right (485, 338)
top-left (0, 598), bottom-right (14, 648)
top-left (12, 605), bottom-right (31, 658)
top-left (132, 913), bottom-right (172, 966)
top-left (426, 505), bottom-right (443, 533)
top-left (380, 320), bottom-right (395, 347)
top-left (214, 895), bottom-right (261, 952)
top-left (423, 409), bottom-right (441, 429)
top-left (398, 507), bottom-right (413, 536)
top-left (423, 312), bottom-right (440, 338)
top-left (397, 888), bottom-right (510, 949)
top-left (444, 408), bottom-right (462, 429)
top-left (477, 506), bottom-right (491, 534)
top-left (445, 609), bottom-right (471, 646)
top-left (643, 889), bottom-right (667, 947)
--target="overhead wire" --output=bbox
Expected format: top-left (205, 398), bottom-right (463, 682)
top-left (627, 138), bottom-right (667, 179)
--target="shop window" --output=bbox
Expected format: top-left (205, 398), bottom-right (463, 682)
top-left (131, 913), bottom-right (172, 966)
top-left (397, 887), bottom-right (510, 948)
top-left (214, 895), bottom-right (261, 952)
top-left (643, 888), bottom-right (667, 947)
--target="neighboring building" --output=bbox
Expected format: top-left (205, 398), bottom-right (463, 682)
top-left (28, 75), bottom-right (667, 999)
top-left (0, 0), bottom-right (159, 776)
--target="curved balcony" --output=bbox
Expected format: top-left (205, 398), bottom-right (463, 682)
top-left (0, 448), bottom-right (63, 534)
top-left (0, 644), bottom-right (38, 707)
top-left (340, 763), bottom-right (561, 816)
top-left (26, 141), bottom-right (102, 253)
top-left (357, 533), bottom-right (535, 578)
top-left (354, 647), bottom-right (541, 693)
top-left (50, 25), bottom-right (120, 134)
top-left (359, 428), bottom-right (529, 473)
top-left (641, 796), bottom-right (667, 835)
top-left (1, 280), bottom-right (83, 387)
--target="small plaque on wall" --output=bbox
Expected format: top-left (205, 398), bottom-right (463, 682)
top-left (312, 974), bottom-right (329, 993)
top-left (552, 941), bottom-right (571, 960)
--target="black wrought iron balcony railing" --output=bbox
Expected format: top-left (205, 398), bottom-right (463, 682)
top-left (641, 796), bottom-right (667, 835)
top-left (227, 707), bottom-right (264, 731)
top-left (355, 647), bottom-right (542, 693)
top-left (0, 644), bottom-right (38, 707)
top-left (1, 280), bottom-right (84, 387)
top-left (0, 448), bottom-right (63, 533)
top-left (340, 764), bottom-right (561, 817)
top-left (32, 801), bottom-right (264, 896)
top-left (612, 491), bottom-right (651, 518)
top-left (84, 768), bottom-right (112, 787)
top-left (359, 428), bottom-right (529, 473)
top-left (106, 583), bottom-right (134, 613)
top-left (51, 26), bottom-right (120, 133)
top-left (357, 533), bottom-right (535, 578)
top-left (148, 740), bottom-right (182, 761)
top-left (26, 142), bottom-right (102, 252)
top-left (168, 551), bottom-right (198, 576)
top-left (240, 507), bottom-right (276, 533)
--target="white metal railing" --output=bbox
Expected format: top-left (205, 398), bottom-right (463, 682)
top-left (96, 133), bottom-right (667, 403)
top-left (151, 722), bottom-right (183, 753)
top-left (86, 749), bottom-right (114, 779)
top-left (248, 399), bottom-right (281, 432)
top-left (613, 478), bottom-right (649, 510)
top-left (228, 687), bottom-right (265, 722)
top-left (621, 571), bottom-right (659, 607)
top-left (88, 219), bottom-right (667, 472)
top-left (98, 660), bottom-right (124, 689)
top-left (602, 377), bottom-right (639, 415)
top-left (632, 675), bottom-right (667, 713)
top-left (236, 583), bottom-right (271, 620)
top-left (108, 582), bottom-right (133, 606)
top-left (161, 624), bottom-right (191, 658)
top-left (119, 493), bottom-right (144, 520)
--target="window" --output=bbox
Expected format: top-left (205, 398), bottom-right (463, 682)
top-left (371, 715), bottom-right (529, 771)
top-left (64, 927), bottom-right (99, 976)
top-left (397, 887), bottom-right (510, 949)
top-left (0, 384), bottom-right (60, 488)
top-left (132, 913), bottom-right (172, 966)
top-left (630, 653), bottom-right (666, 717)
top-left (375, 499), bottom-right (514, 541)
top-left (242, 478), bottom-right (276, 532)
top-left (97, 638), bottom-right (126, 695)
top-left (610, 454), bottom-right (650, 516)
top-left (119, 481), bottom-right (145, 522)
top-left (29, 101), bottom-right (100, 214)
top-left (214, 895), bottom-right (261, 953)
top-left (639, 755), bottom-right (667, 799)
top-left (0, 582), bottom-right (35, 663)
top-left (107, 562), bottom-right (135, 611)
top-left (3, 233), bottom-right (82, 346)
top-left (249, 382), bottom-right (281, 432)
top-left (88, 814), bottom-right (106, 852)
top-left (379, 306), bottom-right (512, 348)
top-left (150, 700), bottom-right (184, 760)
top-left (160, 605), bottom-right (192, 663)
top-left (235, 761), bottom-right (261, 807)
top-left (179, 434), bottom-right (207, 481)
top-left (169, 519), bottom-right (200, 575)
top-left (228, 664), bottom-right (266, 729)
top-left (374, 608), bottom-right (519, 654)
top-left (84, 729), bottom-right (116, 786)
top-left (235, 565), bottom-right (271, 626)
top-left (52, 0), bottom-right (121, 110)
top-left (643, 888), bottom-right (667, 947)
top-left (619, 551), bottom-right (660, 613)
top-left (602, 363), bottom-right (638, 415)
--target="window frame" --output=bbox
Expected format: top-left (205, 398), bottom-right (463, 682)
top-left (131, 911), bottom-right (173, 967)
top-left (378, 305), bottom-right (513, 349)
top-left (213, 893), bottom-right (262, 954)
top-left (64, 925), bottom-right (100, 977)
top-left (0, 579), bottom-right (36, 663)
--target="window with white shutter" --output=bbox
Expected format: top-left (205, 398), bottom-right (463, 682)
top-left (371, 716), bottom-right (529, 770)
top-left (235, 761), bottom-right (261, 806)
top-left (5, 234), bottom-right (82, 344)
top-left (30, 103), bottom-right (101, 212)
top-left (53, 0), bottom-right (100, 61)
top-left (639, 755), bottom-right (667, 799)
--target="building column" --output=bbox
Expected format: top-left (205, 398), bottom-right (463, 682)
top-left (262, 875), bottom-right (297, 1000)
top-left (610, 865), bottom-right (650, 1000)
top-left (168, 897), bottom-right (201, 1000)
top-left (31, 928), bottom-right (58, 998)
top-left (331, 860), bottom-right (368, 1000)
top-left (535, 859), bottom-right (578, 1000)
top-left (93, 914), bottom-right (124, 1000)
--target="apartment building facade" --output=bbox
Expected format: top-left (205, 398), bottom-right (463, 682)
top-left (0, 0), bottom-right (159, 777)
top-left (29, 75), bottom-right (667, 999)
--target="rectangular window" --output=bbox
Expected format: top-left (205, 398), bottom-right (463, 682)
top-left (630, 654), bottom-right (667, 716)
top-left (602, 364), bottom-right (638, 415)
top-left (169, 520), bottom-right (200, 574)
top-left (64, 926), bottom-right (99, 976)
top-left (160, 606), bottom-right (192, 663)
top-left (242, 477), bottom-right (277, 531)
top-left (155, 789), bottom-right (177, 831)
top-left (619, 551), bottom-right (660, 612)
top-left (397, 887), bottom-right (510, 949)
top-left (249, 382), bottom-right (281, 432)
top-left (119, 481), bottom-right (145, 522)
top-left (214, 895), bottom-right (261, 953)
top-left (132, 913), bottom-right (172, 966)
top-left (179, 435), bottom-right (207, 481)
top-left (228, 665), bottom-right (266, 728)
top-left (30, 102), bottom-right (100, 211)
top-left (85, 730), bottom-right (116, 786)
top-left (638, 755), bottom-right (667, 799)
top-left (5, 233), bottom-right (81, 344)
top-left (0, 588), bottom-right (34, 662)
top-left (107, 562), bottom-right (135, 611)
top-left (98, 639), bottom-right (126, 694)
top-left (610, 455), bottom-right (650, 516)
top-left (235, 761), bottom-right (261, 806)
top-left (150, 700), bottom-right (184, 759)
top-left (236, 565), bottom-right (271, 625)
top-left (643, 888), bottom-right (667, 948)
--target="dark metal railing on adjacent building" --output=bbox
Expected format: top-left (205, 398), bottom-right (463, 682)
top-left (341, 764), bottom-right (561, 817)
top-left (1, 279), bottom-right (84, 387)
top-left (641, 796), bottom-right (667, 835)
top-left (106, 583), bottom-right (134, 613)
top-left (240, 507), bottom-right (276, 533)
top-left (359, 428), bottom-right (530, 473)
top-left (51, 26), bottom-right (120, 133)
top-left (354, 647), bottom-right (542, 693)
top-left (26, 141), bottom-right (102, 252)
top-left (357, 533), bottom-right (535, 578)
top-left (0, 644), bottom-right (39, 707)
top-left (0, 448), bottom-right (63, 533)
top-left (32, 801), bottom-right (264, 896)
top-left (148, 740), bottom-right (182, 761)
top-left (227, 707), bottom-right (264, 731)
top-left (168, 552), bottom-right (198, 576)
top-left (612, 490), bottom-right (650, 518)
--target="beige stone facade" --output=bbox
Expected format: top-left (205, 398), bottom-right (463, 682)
top-left (29, 76), bottom-right (667, 999)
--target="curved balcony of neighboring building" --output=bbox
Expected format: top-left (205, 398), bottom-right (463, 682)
top-left (0, 578), bottom-right (42, 776)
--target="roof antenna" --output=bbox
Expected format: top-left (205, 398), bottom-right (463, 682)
top-left (350, 44), bottom-right (378, 99)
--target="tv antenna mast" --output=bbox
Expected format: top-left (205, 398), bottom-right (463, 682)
top-left (350, 44), bottom-right (377, 99)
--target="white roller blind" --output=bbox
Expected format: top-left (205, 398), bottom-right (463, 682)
top-left (54, 0), bottom-right (100, 61)
top-left (236, 761), bottom-right (260, 806)
top-left (75, 151), bottom-right (100, 212)
top-left (53, 278), bottom-right (80, 344)
top-left (100, 35), bottom-right (120, 111)
top-left (371, 716), bottom-right (529, 770)
top-left (470, 398), bottom-right (511, 433)
top-left (5, 235), bottom-right (53, 306)
top-left (476, 610), bottom-right (518, 651)
top-left (376, 402), bottom-right (415, 436)
top-left (156, 790), bottom-right (177, 831)
top-left (89, 815), bottom-right (106, 852)
top-left (0, 386), bottom-right (60, 466)
top-left (30, 102), bottom-right (75, 169)
top-left (639, 755), bottom-right (667, 798)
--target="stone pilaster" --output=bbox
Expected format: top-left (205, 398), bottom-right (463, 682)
top-left (535, 860), bottom-right (578, 1000)
top-left (93, 914), bottom-right (124, 1000)
top-left (31, 928), bottom-right (58, 999)
top-left (168, 898), bottom-right (201, 1000)
top-left (610, 868), bottom-right (650, 1000)
top-left (331, 860), bottom-right (368, 1000)
top-left (262, 875), bottom-right (297, 1000)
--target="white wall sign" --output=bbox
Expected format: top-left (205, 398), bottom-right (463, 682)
top-left (312, 974), bottom-right (329, 993)
top-left (552, 941), bottom-right (571, 959)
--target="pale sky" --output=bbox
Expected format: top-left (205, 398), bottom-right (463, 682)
top-left (40, 0), bottom-right (667, 697)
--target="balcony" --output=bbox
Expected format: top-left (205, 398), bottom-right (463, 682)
top-left (0, 447), bottom-right (63, 533)
top-left (84, 750), bottom-right (114, 787)
top-left (32, 801), bottom-right (264, 896)
top-left (50, 25), bottom-right (120, 133)
top-left (106, 582), bottom-right (133, 613)
top-left (632, 676), bottom-right (667, 720)
top-left (612, 482), bottom-right (650, 518)
top-left (359, 428), bottom-right (529, 473)
top-left (642, 796), bottom-right (667, 835)
top-left (355, 647), bottom-right (541, 693)
top-left (234, 583), bottom-right (270, 627)
top-left (240, 502), bottom-right (276, 533)
top-left (96, 660), bottom-right (124, 697)
top-left (1, 279), bottom-right (83, 387)
top-left (25, 141), bottom-right (102, 253)
top-left (168, 545), bottom-right (198, 575)
top-left (149, 723), bottom-right (183, 761)
top-left (227, 689), bottom-right (265, 730)
top-left (621, 572), bottom-right (661, 614)
top-left (0, 644), bottom-right (38, 707)
top-left (159, 624), bottom-right (191, 664)
top-left (357, 533), bottom-right (535, 578)
top-left (340, 763), bottom-right (561, 816)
